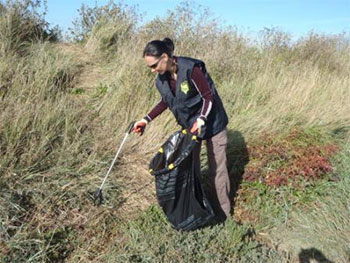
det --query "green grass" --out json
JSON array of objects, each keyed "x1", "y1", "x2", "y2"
[
  {"x1": 104, "y1": 205, "x2": 271, "y2": 263},
  {"x1": 269, "y1": 143, "x2": 350, "y2": 263}
]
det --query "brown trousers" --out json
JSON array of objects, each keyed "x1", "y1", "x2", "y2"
[{"x1": 193, "y1": 128, "x2": 231, "y2": 219}]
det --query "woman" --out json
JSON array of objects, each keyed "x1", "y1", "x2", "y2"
[{"x1": 134, "y1": 38, "x2": 231, "y2": 220}]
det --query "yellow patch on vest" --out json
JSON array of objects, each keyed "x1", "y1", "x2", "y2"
[{"x1": 180, "y1": 81, "x2": 190, "y2": 94}]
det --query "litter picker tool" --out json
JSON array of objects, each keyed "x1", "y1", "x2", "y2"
[{"x1": 93, "y1": 121, "x2": 135, "y2": 206}]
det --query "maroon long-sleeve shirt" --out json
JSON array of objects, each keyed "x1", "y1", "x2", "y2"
[{"x1": 145, "y1": 62, "x2": 213, "y2": 123}]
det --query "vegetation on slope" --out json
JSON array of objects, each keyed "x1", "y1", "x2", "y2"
[{"x1": 1, "y1": 1, "x2": 349, "y2": 262}]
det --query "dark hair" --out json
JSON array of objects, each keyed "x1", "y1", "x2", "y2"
[{"x1": 143, "y1": 38, "x2": 174, "y2": 58}]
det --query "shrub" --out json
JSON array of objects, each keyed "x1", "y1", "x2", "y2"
[
  {"x1": 0, "y1": 0, "x2": 60, "y2": 55},
  {"x1": 70, "y1": 0, "x2": 139, "y2": 53}
]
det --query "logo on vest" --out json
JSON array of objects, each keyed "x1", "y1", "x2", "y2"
[{"x1": 180, "y1": 81, "x2": 190, "y2": 94}]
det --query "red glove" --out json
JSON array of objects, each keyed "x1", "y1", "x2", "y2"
[
  {"x1": 133, "y1": 119, "x2": 148, "y2": 136},
  {"x1": 190, "y1": 117, "x2": 206, "y2": 135}
]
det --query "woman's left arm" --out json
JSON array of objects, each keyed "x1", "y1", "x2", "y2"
[{"x1": 190, "y1": 66, "x2": 214, "y2": 121}]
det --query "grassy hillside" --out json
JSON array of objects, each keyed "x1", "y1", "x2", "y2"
[{"x1": 1, "y1": 1, "x2": 349, "y2": 262}]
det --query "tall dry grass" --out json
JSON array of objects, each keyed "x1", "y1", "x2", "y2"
[{"x1": 1, "y1": 1, "x2": 350, "y2": 262}]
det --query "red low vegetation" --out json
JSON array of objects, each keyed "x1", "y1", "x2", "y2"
[{"x1": 243, "y1": 129, "x2": 339, "y2": 187}]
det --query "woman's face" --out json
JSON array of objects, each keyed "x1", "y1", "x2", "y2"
[{"x1": 144, "y1": 54, "x2": 169, "y2": 74}]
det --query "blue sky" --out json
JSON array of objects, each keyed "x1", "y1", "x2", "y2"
[{"x1": 43, "y1": 0, "x2": 350, "y2": 38}]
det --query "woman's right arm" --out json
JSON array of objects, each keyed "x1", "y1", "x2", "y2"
[
  {"x1": 133, "y1": 98, "x2": 168, "y2": 135},
  {"x1": 144, "y1": 98, "x2": 168, "y2": 122}
]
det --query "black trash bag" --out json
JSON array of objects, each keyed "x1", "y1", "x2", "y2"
[{"x1": 149, "y1": 129, "x2": 214, "y2": 231}]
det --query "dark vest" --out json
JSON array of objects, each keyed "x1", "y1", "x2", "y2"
[{"x1": 155, "y1": 56, "x2": 228, "y2": 139}]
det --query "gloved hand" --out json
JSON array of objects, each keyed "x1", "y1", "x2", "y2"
[
  {"x1": 133, "y1": 118, "x2": 148, "y2": 136},
  {"x1": 190, "y1": 117, "x2": 206, "y2": 135}
]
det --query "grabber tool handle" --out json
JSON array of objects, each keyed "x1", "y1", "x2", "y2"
[{"x1": 126, "y1": 121, "x2": 136, "y2": 134}]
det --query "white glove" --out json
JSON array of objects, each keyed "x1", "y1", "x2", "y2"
[{"x1": 190, "y1": 117, "x2": 206, "y2": 135}]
